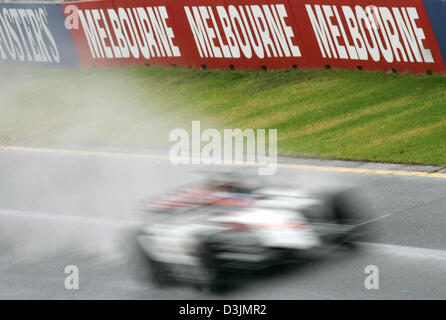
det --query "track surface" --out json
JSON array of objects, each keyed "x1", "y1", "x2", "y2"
[{"x1": 1, "y1": 148, "x2": 446, "y2": 299}]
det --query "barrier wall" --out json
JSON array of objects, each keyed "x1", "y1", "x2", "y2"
[{"x1": 1, "y1": 0, "x2": 446, "y2": 73}]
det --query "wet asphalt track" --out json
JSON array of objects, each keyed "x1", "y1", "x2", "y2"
[{"x1": 1, "y1": 148, "x2": 446, "y2": 299}]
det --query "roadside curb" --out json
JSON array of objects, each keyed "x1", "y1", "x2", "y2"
[{"x1": 1, "y1": 143, "x2": 445, "y2": 179}]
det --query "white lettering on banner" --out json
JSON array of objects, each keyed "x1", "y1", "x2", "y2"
[
  {"x1": 0, "y1": 7, "x2": 59, "y2": 63},
  {"x1": 184, "y1": 5, "x2": 301, "y2": 59},
  {"x1": 78, "y1": 6, "x2": 181, "y2": 60},
  {"x1": 305, "y1": 4, "x2": 434, "y2": 64}
]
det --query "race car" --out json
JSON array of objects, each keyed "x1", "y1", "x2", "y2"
[{"x1": 135, "y1": 172, "x2": 368, "y2": 291}]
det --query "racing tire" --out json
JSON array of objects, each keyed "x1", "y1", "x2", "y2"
[
  {"x1": 198, "y1": 245, "x2": 226, "y2": 293},
  {"x1": 148, "y1": 257, "x2": 168, "y2": 286}
]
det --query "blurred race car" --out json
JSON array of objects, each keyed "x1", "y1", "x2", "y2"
[{"x1": 135, "y1": 172, "x2": 367, "y2": 291}]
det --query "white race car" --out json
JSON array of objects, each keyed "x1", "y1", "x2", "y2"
[{"x1": 135, "y1": 174, "x2": 366, "y2": 291}]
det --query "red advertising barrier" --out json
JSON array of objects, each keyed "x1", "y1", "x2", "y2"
[
  {"x1": 292, "y1": 0, "x2": 445, "y2": 72},
  {"x1": 62, "y1": 0, "x2": 446, "y2": 73},
  {"x1": 161, "y1": 0, "x2": 310, "y2": 70},
  {"x1": 62, "y1": 0, "x2": 189, "y2": 67}
]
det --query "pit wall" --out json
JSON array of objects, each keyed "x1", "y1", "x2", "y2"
[{"x1": 1, "y1": 0, "x2": 446, "y2": 73}]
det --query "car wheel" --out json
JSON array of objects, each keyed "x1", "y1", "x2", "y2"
[
  {"x1": 199, "y1": 245, "x2": 225, "y2": 293},
  {"x1": 147, "y1": 257, "x2": 168, "y2": 286}
]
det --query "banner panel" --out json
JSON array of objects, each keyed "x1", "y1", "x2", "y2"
[
  {"x1": 174, "y1": 0, "x2": 308, "y2": 70},
  {"x1": 0, "y1": 2, "x2": 80, "y2": 68},
  {"x1": 63, "y1": 0, "x2": 188, "y2": 68},
  {"x1": 290, "y1": 0, "x2": 446, "y2": 73}
]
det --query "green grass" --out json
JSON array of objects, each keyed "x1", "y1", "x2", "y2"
[{"x1": 2, "y1": 65, "x2": 446, "y2": 166}]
